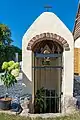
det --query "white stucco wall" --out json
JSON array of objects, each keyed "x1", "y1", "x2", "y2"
[
  {"x1": 62, "y1": 50, "x2": 74, "y2": 96},
  {"x1": 22, "y1": 12, "x2": 74, "y2": 96},
  {"x1": 75, "y1": 37, "x2": 80, "y2": 48}
]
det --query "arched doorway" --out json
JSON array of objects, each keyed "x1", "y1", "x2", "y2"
[{"x1": 27, "y1": 33, "x2": 70, "y2": 113}]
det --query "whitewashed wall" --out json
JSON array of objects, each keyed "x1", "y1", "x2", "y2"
[
  {"x1": 22, "y1": 12, "x2": 74, "y2": 97},
  {"x1": 75, "y1": 37, "x2": 80, "y2": 48}
]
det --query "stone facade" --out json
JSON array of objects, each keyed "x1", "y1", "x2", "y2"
[{"x1": 74, "y1": 77, "x2": 80, "y2": 96}]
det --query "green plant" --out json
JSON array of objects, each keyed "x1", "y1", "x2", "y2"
[
  {"x1": 0, "y1": 23, "x2": 22, "y2": 73},
  {"x1": 0, "y1": 23, "x2": 13, "y2": 46},
  {"x1": 1, "y1": 61, "x2": 20, "y2": 98},
  {"x1": 0, "y1": 45, "x2": 22, "y2": 72},
  {"x1": 34, "y1": 87, "x2": 46, "y2": 113},
  {"x1": 0, "y1": 112, "x2": 80, "y2": 120}
]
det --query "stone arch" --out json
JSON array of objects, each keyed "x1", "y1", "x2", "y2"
[{"x1": 27, "y1": 33, "x2": 70, "y2": 51}]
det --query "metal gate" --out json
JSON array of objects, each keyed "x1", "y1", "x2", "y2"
[
  {"x1": 41, "y1": 89, "x2": 61, "y2": 113},
  {"x1": 33, "y1": 53, "x2": 62, "y2": 113}
]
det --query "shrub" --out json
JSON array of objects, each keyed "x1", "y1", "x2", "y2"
[{"x1": 1, "y1": 61, "x2": 20, "y2": 97}]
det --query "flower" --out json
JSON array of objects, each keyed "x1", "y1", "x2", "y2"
[
  {"x1": 14, "y1": 62, "x2": 20, "y2": 69},
  {"x1": 8, "y1": 64, "x2": 15, "y2": 71},
  {"x1": 1, "y1": 61, "x2": 20, "y2": 89},
  {"x1": 11, "y1": 69, "x2": 19, "y2": 77},
  {"x1": 2, "y1": 62, "x2": 8, "y2": 70},
  {"x1": 8, "y1": 61, "x2": 14, "y2": 67}
]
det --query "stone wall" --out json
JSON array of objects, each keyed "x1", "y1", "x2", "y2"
[{"x1": 74, "y1": 77, "x2": 80, "y2": 97}]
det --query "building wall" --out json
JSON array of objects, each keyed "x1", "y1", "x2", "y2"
[
  {"x1": 62, "y1": 49, "x2": 74, "y2": 96},
  {"x1": 74, "y1": 37, "x2": 80, "y2": 75},
  {"x1": 75, "y1": 37, "x2": 80, "y2": 48},
  {"x1": 22, "y1": 12, "x2": 74, "y2": 83},
  {"x1": 22, "y1": 12, "x2": 74, "y2": 113},
  {"x1": 74, "y1": 48, "x2": 80, "y2": 75}
]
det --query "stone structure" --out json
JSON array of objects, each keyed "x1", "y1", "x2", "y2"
[
  {"x1": 22, "y1": 10, "x2": 74, "y2": 113},
  {"x1": 21, "y1": 0, "x2": 80, "y2": 114},
  {"x1": 74, "y1": 76, "x2": 80, "y2": 96},
  {"x1": 27, "y1": 33, "x2": 70, "y2": 51}
]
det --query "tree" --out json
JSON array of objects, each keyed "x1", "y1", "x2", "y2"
[
  {"x1": 0, "y1": 23, "x2": 22, "y2": 72},
  {"x1": 0, "y1": 45, "x2": 22, "y2": 72},
  {"x1": 0, "y1": 24, "x2": 13, "y2": 45}
]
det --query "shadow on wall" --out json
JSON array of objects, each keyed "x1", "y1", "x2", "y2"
[{"x1": 22, "y1": 71, "x2": 32, "y2": 95}]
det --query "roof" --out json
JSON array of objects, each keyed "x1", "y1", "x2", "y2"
[
  {"x1": 73, "y1": 1, "x2": 80, "y2": 40},
  {"x1": 23, "y1": 12, "x2": 73, "y2": 49}
]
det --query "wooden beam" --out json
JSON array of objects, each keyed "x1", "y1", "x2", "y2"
[
  {"x1": 32, "y1": 66, "x2": 63, "y2": 69},
  {"x1": 35, "y1": 53, "x2": 62, "y2": 58}
]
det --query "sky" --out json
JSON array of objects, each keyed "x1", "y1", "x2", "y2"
[{"x1": 0, "y1": 0, "x2": 79, "y2": 48}]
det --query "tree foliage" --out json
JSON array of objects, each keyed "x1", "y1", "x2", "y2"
[
  {"x1": 0, "y1": 45, "x2": 22, "y2": 72},
  {"x1": 0, "y1": 24, "x2": 13, "y2": 45},
  {"x1": 0, "y1": 24, "x2": 22, "y2": 72}
]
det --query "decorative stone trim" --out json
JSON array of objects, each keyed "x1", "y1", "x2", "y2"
[{"x1": 27, "y1": 33, "x2": 70, "y2": 51}]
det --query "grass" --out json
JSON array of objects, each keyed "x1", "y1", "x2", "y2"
[{"x1": 0, "y1": 112, "x2": 80, "y2": 120}]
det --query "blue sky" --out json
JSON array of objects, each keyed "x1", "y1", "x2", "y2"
[{"x1": 0, "y1": 0, "x2": 79, "y2": 48}]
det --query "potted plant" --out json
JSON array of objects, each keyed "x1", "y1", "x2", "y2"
[
  {"x1": 34, "y1": 87, "x2": 46, "y2": 113},
  {"x1": 0, "y1": 61, "x2": 20, "y2": 110}
]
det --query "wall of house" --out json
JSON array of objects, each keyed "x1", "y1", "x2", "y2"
[
  {"x1": 75, "y1": 37, "x2": 80, "y2": 48},
  {"x1": 74, "y1": 37, "x2": 80, "y2": 75},
  {"x1": 74, "y1": 48, "x2": 80, "y2": 75}
]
